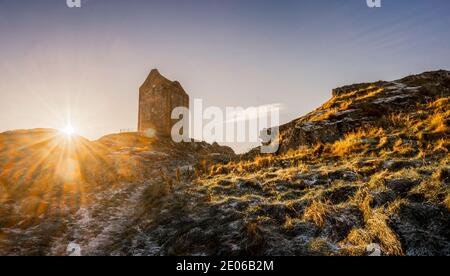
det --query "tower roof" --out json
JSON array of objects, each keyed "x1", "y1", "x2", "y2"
[{"x1": 140, "y1": 69, "x2": 185, "y2": 93}]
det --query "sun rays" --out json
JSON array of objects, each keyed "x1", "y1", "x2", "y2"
[
  {"x1": 62, "y1": 125, "x2": 75, "y2": 136},
  {"x1": 0, "y1": 129, "x2": 117, "y2": 225}
]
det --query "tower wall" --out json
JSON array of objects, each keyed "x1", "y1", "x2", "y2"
[{"x1": 138, "y1": 70, "x2": 189, "y2": 137}]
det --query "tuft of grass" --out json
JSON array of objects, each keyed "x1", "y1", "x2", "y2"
[
  {"x1": 332, "y1": 138, "x2": 364, "y2": 158},
  {"x1": 352, "y1": 190, "x2": 403, "y2": 255},
  {"x1": 377, "y1": 136, "x2": 389, "y2": 149},
  {"x1": 433, "y1": 139, "x2": 449, "y2": 154},
  {"x1": 427, "y1": 97, "x2": 449, "y2": 110},
  {"x1": 303, "y1": 200, "x2": 335, "y2": 227},
  {"x1": 385, "y1": 198, "x2": 408, "y2": 216},
  {"x1": 434, "y1": 167, "x2": 450, "y2": 182},
  {"x1": 339, "y1": 99, "x2": 353, "y2": 111},
  {"x1": 347, "y1": 228, "x2": 372, "y2": 244},
  {"x1": 331, "y1": 128, "x2": 385, "y2": 158},
  {"x1": 365, "y1": 211, "x2": 403, "y2": 256},
  {"x1": 358, "y1": 190, "x2": 373, "y2": 220},
  {"x1": 444, "y1": 195, "x2": 450, "y2": 210},
  {"x1": 332, "y1": 136, "x2": 365, "y2": 157},
  {"x1": 410, "y1": 168, "x2": 449, "y2": 204},
  {"x1": 210, "y1": 164, "x2": 230, "y2": 176},
  {"x1": 382, "y1": 113, "x2": 417, "y2": 133},
  {"x1": 356, "y1": 87, "x2": 385, "y2": 101},
  {"x1": 392, "y1": 139, "x2": 415, "y2": 156},
  {"x1": 297, "y1": 161, "x2": 310, "y2": 174},
  {"x1": 283, "y1": 215, "x2": 295, "y2": 230},
  {"x1": 344, "y1": 228, "x2": 372, "y2": 251},
  {"x1": 410, "y1": 180, "x2": 442, "y2": 203},
  {"x1": 307, "y1": 238, "x2": 333, "y2": 255},
  {"x1": 310, "y1": 108, "x2": 339, "y2": 122},
  {"x1": 254, "y1": 155, "x2": 274, "y2": 169},
  {"x1": 427, "y1": 111, "x2": 449, "y2": 134},
  {"x1": 388, "y1": 168, "x2": 421, "y2": 181}
]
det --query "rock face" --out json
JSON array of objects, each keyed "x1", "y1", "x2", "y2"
[
  {"x1": 138, "y1": 69, "x2": 189, "y2": 137},
  {"x1": 275, "y1": 70, "x2": 450, "y2": 153}
]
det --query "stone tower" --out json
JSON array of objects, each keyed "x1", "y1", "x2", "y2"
[{"x1": 138, "y1": 69, "x2": 189, "y2": 137}]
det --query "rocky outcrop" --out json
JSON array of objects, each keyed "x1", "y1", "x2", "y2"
[{"x1": 275, "y1": 70, "x2": 450, "y2": 153}]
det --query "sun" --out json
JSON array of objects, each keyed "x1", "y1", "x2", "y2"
[{"x1": 62, "y1": 125, "x2": 75, "y2": 136}]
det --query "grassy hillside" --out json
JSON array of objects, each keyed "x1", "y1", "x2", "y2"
[{"x1": 138, "y1": 70, "x2": 449, "y2": 256}]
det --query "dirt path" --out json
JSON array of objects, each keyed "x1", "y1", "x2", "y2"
[{"x1": 48, "y1": 179, "x2": 157, "y2": 255}]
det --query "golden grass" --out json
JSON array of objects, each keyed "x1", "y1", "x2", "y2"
[
  {"x1": 411, "y1": 180, "x2": 439, "y2": 199},
  {"x1": 392, "y1": 139, "x2": 415, "y2": 156},
  {"x1": 297, "y1": 161, "x2": 310, "y2": 174},
  {"x1": 429, "y1": 112, "x2": 448, "y2": 133},
  {"x1": 427, "y1": 97, "x2": 449, "y2": 110},
  {"x1": 385, "y1": 198, "x2": 408, "y2": 216},
  {"x1": 331, "y1": 128, "x2": 385, "y2": 157},
  {"x1": 310, "y1": 108, "x2": 339, "y2": 122},
  {"x1": 210, "y1": 164, "x2": 230, "y2": 176},
  {"x1": 339, "y1": 99, "x2": 353, "y2": 111},
  {"x1": 308, "y1": 238, "x2": 332, "y2": 254},
  {"x1": 409, "y1": 168, "x2": 449, "y2": 204},
  {"x1": 388, "y1": 168, "x2": 422, "y2": 181},
  {"x1": 216, "y1": 154, "x2": 277, "y2": 175},
  {"x1": 444, "y1": 195, "x2": 450, "y2": 210},
  {"x1": 377, "y1": 136, "x2": 389, "y2": 149},
  {"x1": 188, "y1": 93, "x2": 450, "y2": 257},
  {"x1": 365, "y1": 211, "x2": 403, "y2": 256},
  {"x1": 332, "y1": 139, "x2": 364, "y2": 157},
  {"x1": 254, "y1": 155, "x2": 274, "y2": 169},
  {"x1": 313, "y1": 97, "x2": 354, "y2": 121},
  {"x1": 353, "y1": 192, "x2": 404, "y2": 255},
  {"x1": 358, "y1": 191, "x2": 373, "y2": 220},
  {"x1": 334, "y1": 85, "x2": 378, "y2": 103},
  {"x1": 344, "y1": 228, "x2": 372, "y2": 247},
  {"x1": 386, "y1": 113, "x2": 414, "y2": 129},
  {"x1": 303, "y1": 200, "x2": 335, "y2": 227},
  {"x1": 356, "y1": 87, "x2": 385, "y2": 101},
  {"x1": 283, "y1": 215, "x2": 295, "y2": 230},
  {"x1": 433, "y1": 139, "x2": 449, "y2": 154}
]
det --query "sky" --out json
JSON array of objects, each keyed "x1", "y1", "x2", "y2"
[{"x1": 0, "y1": 0, "x2": 449, "y2": 153}]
